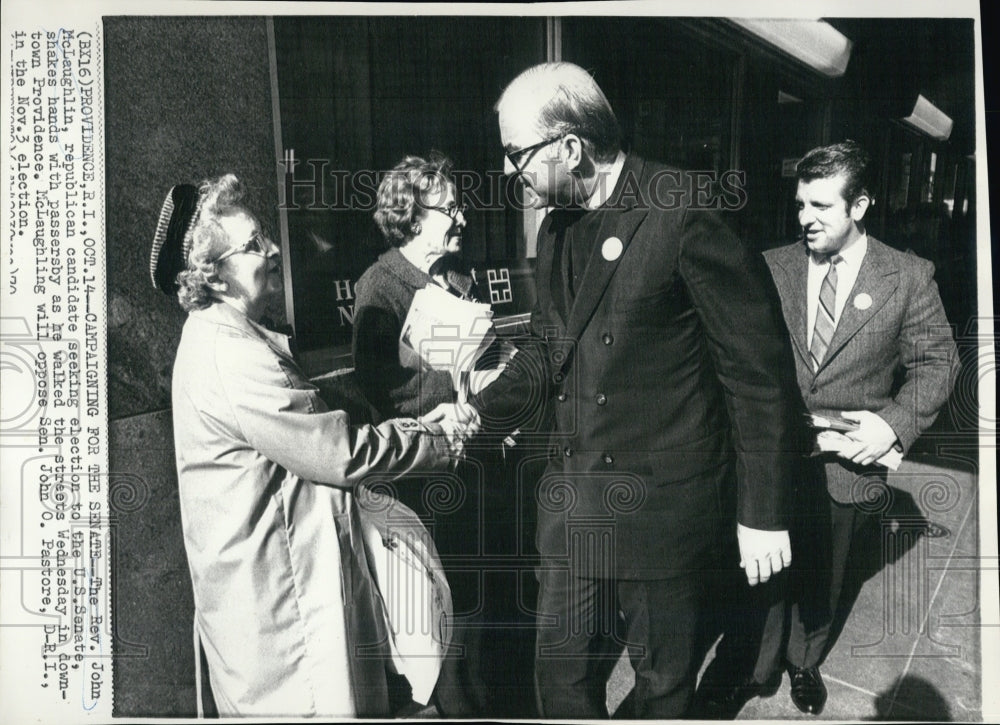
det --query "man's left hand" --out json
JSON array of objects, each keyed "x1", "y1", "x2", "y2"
[
  {"x1": 737, "y1": 524, "x2": 791, "y2": 586},
  {"x1": 839, "y1": 410, "x2": 898, "y2": 466}
]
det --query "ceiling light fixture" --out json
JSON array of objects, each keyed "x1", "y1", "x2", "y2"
[
  {"x1": 731, "y1": 18, "x2": 852, "y2": 78},
  {"x1": 901, "y1": 94, "x2": 953, "y2": 141}
]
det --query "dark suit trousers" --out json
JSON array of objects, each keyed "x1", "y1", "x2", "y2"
[
  {"x1": 787, "y1": 492, "x2": 872, "y2": 668},
  {"x1": 534, "y1": 564, "x2": 708, "y2": 718},
  {"x1": 709, "y1": 561, "x2": 789, "y2": 684},
  {"x1": 748, "y1": 485, "x2": 875, "y2": 676}
]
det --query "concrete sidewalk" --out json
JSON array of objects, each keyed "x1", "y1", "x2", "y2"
[{"x1": 605, "y1": 455, "x2": 982, "y2": 721}]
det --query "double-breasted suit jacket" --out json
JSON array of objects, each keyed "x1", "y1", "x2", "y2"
[
  {"x1": 528, "y1": 154, "x2": 798, "y2": 579},
  {"x1": 763, "y1": 237, "x2": 959, "y2": 503}
]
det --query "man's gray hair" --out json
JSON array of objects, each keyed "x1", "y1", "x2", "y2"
[{"x1": 496, "y1": 62, "x2": 621, "y2": 162}]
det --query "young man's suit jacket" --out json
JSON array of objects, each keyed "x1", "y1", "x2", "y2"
[
  {"x1": 517, "y1": 153, "x2": 799, "y2": 579},
  {"x1": 763, "y1": 237, "x2": 959, "y2": 503}
]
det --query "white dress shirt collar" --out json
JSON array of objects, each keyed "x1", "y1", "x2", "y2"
[
  {"x1": 584, "y1": 151, "x2": 627, "y2": 210},
  {"x1": 811, "y1": 233, "x2": 868, "y2": 269}
]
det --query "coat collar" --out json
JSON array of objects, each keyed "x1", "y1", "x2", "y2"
[
  {"x1": 564, "y1": 153, "x2": 649, "y2": 344},
  {"x1": 378, "y1": 246, "x2": 476, "y2": 300},
  {"x1": 768, "y1": 243, "x2": 811, "y2": 367},
  {"x1": 192, "y1": 301, "x2": 295, "y2": 363},
  {"x1": 378, "y1": 247, "x2": 434, "y2": 292},
  {"x1": 820, "y1": 236, "x2": 898, "y2": 371},
  {"x1": 535, "y1": 153, "x2": 649, "y2": 342},
  {"x1": 769, "y1": 236, "x2": 899, "y2": 375}
]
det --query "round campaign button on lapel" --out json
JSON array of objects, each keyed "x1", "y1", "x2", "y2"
[
  {"x1": 853, "y1": 292, "x2": 873, "y2": 310},
  {"x1": 601, "y1": 236, "x2": 623, "y2": 261}
]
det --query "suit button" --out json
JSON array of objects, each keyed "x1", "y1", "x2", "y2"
[
  {"x1": 602, "y1": 333, "x2": 614, "y2": 345},
  {"x1": 810, "y1": 385, "x2": 818, "y2": 394},
  {"x1": 553, "y1": 372, "x2": 564, "y2": 383},
  {"x1": 603, "y1": 453, "x2": 614, "y2": 465},
  {"x1": 557, "y1": 392, "x2": 568, "y2": 402},
  {"x1": 596, "y1": 393, "x2": 607, "y2": 406},
  {"x1": 563, "y1": 446, "x2": 573, "y2": 458}
]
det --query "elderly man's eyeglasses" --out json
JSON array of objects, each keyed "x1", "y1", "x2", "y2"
[
  {"x1": 505, "y1": 134, "x2": 565, "y2": 174},
  {"x1": 217, "y1": 231, "x2": 270, "y2": 262},
  {"x1": 425, "y1": 203, "x2": 468, "y2": 220}
]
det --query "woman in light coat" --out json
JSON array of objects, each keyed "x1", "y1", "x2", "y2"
[{"x1": 152, "y1": 174, "x2": 468, "y2": 717}]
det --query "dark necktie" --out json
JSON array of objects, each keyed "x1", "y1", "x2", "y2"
[{"x1": 809, "y1": 254, "x2": 842, "y2": 370}]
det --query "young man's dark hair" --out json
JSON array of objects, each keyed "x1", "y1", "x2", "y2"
[{"x1": 796, "y1": 139, "x2": 874, "y2": 205}]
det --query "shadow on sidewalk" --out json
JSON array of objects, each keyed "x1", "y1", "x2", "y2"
[{"x1": 870, "y1": 675, "x2": 952, "y2": 720}]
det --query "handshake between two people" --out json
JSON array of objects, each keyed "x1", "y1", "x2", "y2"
[{"x1": 419, "y1": 402, "x2": 482, "y2": 458}]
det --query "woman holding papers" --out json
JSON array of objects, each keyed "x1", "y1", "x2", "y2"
[
  {"x1": 353, "y1": 153, "x2": 486, "y2": 422},
  {"x1": 151, "y1": 173, "x2": 466, "y2": 717},
  {"x1": 353, "y1": 154, "x2": 517, "y2": 716}
]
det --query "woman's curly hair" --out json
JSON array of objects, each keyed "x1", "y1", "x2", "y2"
[
  {"x1": 176, "y1": 174, "x2": 248, "y2": 312},
  {"x1": 374, "y1": 153, "x2": 454, "y2": 248}
]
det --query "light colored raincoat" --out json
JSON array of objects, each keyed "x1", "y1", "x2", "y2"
[{"x1": 171, "y1": 301, "x2": 451, "y2": 717}]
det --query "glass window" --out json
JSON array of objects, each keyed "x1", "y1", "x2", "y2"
[
  {"x1": 561, "y1": 18, "x2": 736, "y2": 175},
  {"x1": 272, "y1": 17, "x2": 545, "y2": 358}
]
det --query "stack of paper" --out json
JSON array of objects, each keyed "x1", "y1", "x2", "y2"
[
  {"x1": 399, "y1": 285, "x2": 509, "y2": 397},
  {"x1": 806, "y1": 411, "x2": 902, "y2": 470},
  {"x1": 805, "y1": 411, "x2": 859, "y2": 432}
]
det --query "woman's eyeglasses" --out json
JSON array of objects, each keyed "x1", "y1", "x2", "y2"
[
  {"x1": 217, "y1": 231, "x2": 270, "y2": 262},
  {"x1": 425, "y1": 203, "x2": 468, "y2": 220}
]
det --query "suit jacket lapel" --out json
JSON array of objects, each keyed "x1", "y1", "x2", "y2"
[
  {"x1": 770, "y1": 245, "x2": 811, "y2": 370},
  {"x1": 820, "y1": 237, "x2": 899, "y2": 373},
  {"x1": 564, "y1": 208, "x2": 647, "y2": 343},
  {"x1": 564, "y1": 155, "x2": 649, "y2": 345}
]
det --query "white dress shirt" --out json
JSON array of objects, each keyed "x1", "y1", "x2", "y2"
[{"x1": 806, "y1": 235, "x2": 868, "y2": 348}]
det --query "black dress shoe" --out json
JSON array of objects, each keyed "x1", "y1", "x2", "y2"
[
  {"x1": 692, "y1": 670, "x2": 782, "y2": 719},
  {"x1": 787, "y1": 665, "x2": 827, "y2": 715}
]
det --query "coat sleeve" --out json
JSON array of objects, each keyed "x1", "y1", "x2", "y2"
[
  {"x1": 215, "y1": 335, "x2": 451, "y2": 487},
  {"x1": 468, "y1": 218, "x2": 555, "y2": 435},
  {"x1": 352, "y1": 284, "x2": 456, "y2": 419},
  {"x1": 875, "y1": 259, "x2": 959, "y2": 452},
  {"x1": 677, "y1": 209, "x2": 801, "y2": 530},
  {"x1": 467, "y1": 327, "x2": 551, "y2": 434}
]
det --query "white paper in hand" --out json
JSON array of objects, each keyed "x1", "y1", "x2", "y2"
[
  {"x1": 399, "y1": 284, "x2": 497, "y2": 390},
  {"x1": 814, "y1": 430, "x2": 903, "y2": 470}
]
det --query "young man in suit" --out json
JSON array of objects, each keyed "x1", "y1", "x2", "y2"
[
  {"x1": 758, "y1": 140, "x2": 959, "y2": 715},
  {"x1": 490, "y1": 61, "x2": 799, "y2": 719}
]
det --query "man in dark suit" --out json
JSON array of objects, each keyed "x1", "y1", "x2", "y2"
[
  {"x1": 758, "y1": 140, "x2": 959, "y2": 715},
  {"x1": 490, "y1": 61, "x2": 799, "y2": 718}
]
